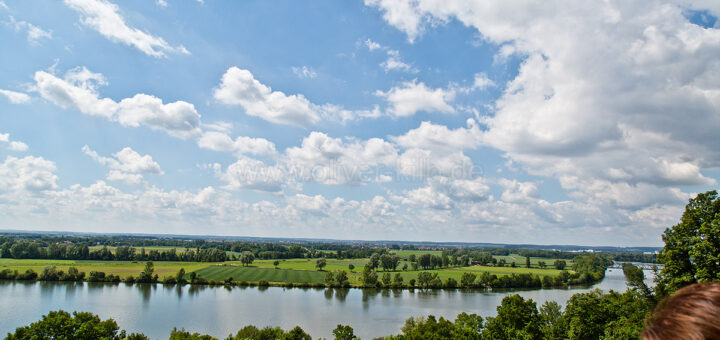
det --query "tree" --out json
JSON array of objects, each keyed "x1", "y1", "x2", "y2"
[
  {"x1": 240, "y1": 252, "x2": 255, "y2": 266},
  {"x1": 348, "y1": 264, "x2": 354, "y2": 272},
  {"x1": 380, "y1": 254, "x2": 392, "y2": 271},
  {"x1": 369, "y1": 253, "x2": 380, "y2": 269},
  {"x1": 6, "y1": 310, "x2": 147, "y2": 340},
  {"x1": 656, "y1": 190, "x2": 720, "y2": 296},
  {"x1": 408, "y1": 254, "x2": 416, "y2": 262},
  {"x1": 461, "y1": 272, "x2": 477, "y2": 288},
  {"x1": 175, "y1": 268, "x2": 186, "y2": 284},
  {"x1": 382, "y1": 272, "x2": 392, "y2": 286},
  {"x1": 497, "y1": 259, "x2": 506, "y2": 267},
  {"x1": 538, "y1": 261, "x2": 547, "y2": 269},
  {"x1": 453, "y1": 312, "x2": 484, "y2": 339},
  {"x1": 538, "y1": 301, "x2": 564, "y2": 340},
  {"x1": 380, "y1": 254, "x2": 400, "y2": 271},
  {"x1": 273, "y1": 260, "x2": 279, "y2": 268},
  {"x1": 335, "y1": 270, "x2": 350, "y2": 287},
  {"x1": 137, "y1": 261, "x2": 155, "y2": 283},
  {"x1": 483, "y1": 294, "x2": 541, "y2": 340},
  {"x1": 418, "y1": 254, "x2": 432, "y2": 270},
  {"x1": 417, "y1": 271, "x2": 441, "y2": 288},
  {"x1": 402, "y1": 263, "x2": 408, "y2": 271},
  {"x1": 393, "y1": 273, "x2": 404, "y2": 287},
  {"x1": 316, "y1": 258, "x2": 327, "y2": 271},
  {"x1": 622, "y1": 263, "x2": 653, "y2": 300},
  {"x1": 361, "y1": 265, "x2": 378, "y2": 286},
  {"x1": 325, "y1": 271, "x2": 335, "y2": 286},
  {"x1": 526, "y1": 256, "x2": 531, "y2": 268},
  {"x1": 554, "y1": 260, "x2": 566, "y2": 270},
  {"x1": 333, "y1": 324, "x2": 357, "y2": 340}
]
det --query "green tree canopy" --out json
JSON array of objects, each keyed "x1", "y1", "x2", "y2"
[{"x1": 656, "y1": 190, "x2": 720, "y2": 296}]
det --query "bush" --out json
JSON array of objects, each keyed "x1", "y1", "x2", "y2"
[{"x1": 258, "y1": 280, "x2": 269, "y2": 286}]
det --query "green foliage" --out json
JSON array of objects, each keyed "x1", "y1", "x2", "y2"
[
  {"x1": 483, "y1": 294, "x2": 541, "y2": 340},
  {"x1": 325, "y1": 271, "x2": 335, "y2": 286},
  {"x1": 560, "y1": 289, "x2": 651, "y2": 340},
  {"x1": 5, "y1": 310, "x2": 146, "y2": 340},
  {"x1": 416, "y1": 271, "x2": 441, "y2": 288},
  {"x1": 176, "y1": 268, "x2": 187, "y2": 284},
  {"x1": 240, "y1": 252, "x2": 255, "y2": 266},
  {"x1": 361, "y1": 265, "x2": 378, "y2": 286},
  {"x1": 335, "y1": 270, "x2": 350, "y2": 287},
  {"x1": 226, "y1": 325, "x2": 311, "y2": 340},
  {"x1": 332, "y1": 324, "x2": 357, "y2": 340},
  {"x1": 316, "y1": 258, "x2": 327, "y2": 271},
  {"x1": 656, "y1": 190, "x2": 720, "y2": 296},
  {"x1": 553, "y1": 260, "x2": 566, "y2": 270},
  {"x1": 169, "y1": 328, "x2": 217, "y2": 340},
  {"x1": 461, "y1": 272, "x2": 476, "y2": 287}
]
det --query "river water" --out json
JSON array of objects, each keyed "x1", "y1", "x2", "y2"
[{"x1": 0, "y1": 267, "x2": 653, "y2": 339}]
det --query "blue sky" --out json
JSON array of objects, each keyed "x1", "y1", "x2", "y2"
[{"x1": 0, "y1": 0, "x2": 719, "y2": 246}]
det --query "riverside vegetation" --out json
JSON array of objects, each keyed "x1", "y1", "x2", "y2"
[
  {"x1": 5, "y1": 190, "x2": 720, "y2": 339},
  {"x1": 1, "y1": 232, "x2": 634, "y2": 289}
]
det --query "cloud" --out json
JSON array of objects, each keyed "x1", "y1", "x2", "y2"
[
  {"x1": 284, "y1": 131, "x2": 398, "y2": 185},
  {"x1": 364, "y1": 0, "x2": 427, "y2": 42},
  {"x1": 82, "y1": 145, "x2": 163, "y2": 185},
  {"x1": 156, "y1": 0, "x2": 167, "y2": 7},
  {"x1": 0, "y1": 133, "x2": 28, "y2": 152},
  {"x1": 0, "y1": 155, "x2": 57, "y2": 192},
  {"x1": 362, "y1": 38, "x2": 415, "y2": 72},
  {"x1": 34, "y1": 67, "x2": 202, "y2": 139},
  {"x1": 376, "y1": 80, "x2": 455, "y2": 117},
  {"x1": 381, "y1": 49, "x2": 415, "y2": 73},
  {"x1": 393, "y1": 119, "x2": 481, "y2": 151},
  {"x1": 368, "y1": 0, "x2": 720, "y2": 210},
  {"x1": 471, "y1": 73, "x2": 495, "y2": 91},
  {"x1": 6, "y1": 16, "x2": 52, "y2": 45},
  {"x1": 197, "y1": 131, "x2": 277, "y2": 156},
  {"x1": 292, "y1": 66, "x2": 317, "y2": 79},
  {"x1": 0, "y1": 89, "x2": 30, "y2": 104},
  {"x1": 214, "y1": 67, "x2": 320, "y2": 126},
  {"x1": 214, "y1": 158, "x2": 286, "y2": 192},
  {"x1": 214, "y1": 67, "x2": 379, "y2": 125},
  {"x1": 364, "y1": 38, "x2": 382, "y2": 51},
  {"x1": 64, "y1": 0, "x2": 189, "y2": 57}
]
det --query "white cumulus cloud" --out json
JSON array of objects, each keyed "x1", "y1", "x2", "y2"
[
  {"x1": 34, "y1": 67, "x2": 202, "y2": 139},
  {"x1": 64, "y1": 0, "x2": 189, "y2": 57},
  {"x1": 376, "y1": 80, "x2": 455, "y2": 117}
]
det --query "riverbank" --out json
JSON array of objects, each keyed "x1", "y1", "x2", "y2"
[{"x1": 0, "y1": 253, "x2": 607, "y2": 290}]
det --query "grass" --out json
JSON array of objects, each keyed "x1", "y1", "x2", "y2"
[
  {"x1": 494, "y1": 254, "x2": 574, "y2": 268},
  {"x1": 390, "y1": 250, "x2": 443, "y2": 259},
  {"x1": 0, "y1": 259, "x2": 211, "y2": 278},
  {"x1": 196, "y1": 265, "x2": 327, "y2": 284},
  {"x1": 0, "y1": 253, "x2": 574, "y2": 286}
]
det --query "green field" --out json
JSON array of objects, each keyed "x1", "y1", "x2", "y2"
[
  {"x1": 196, "y1": 265, "x2": 328, "y2": 284},
  {"x1": 390, "y1": 249, "x2": 443, "y2": 259},
  {"x1": 0, "y1": 259, "x2": 211, "y2": 278},
  {"x1": 494, "y1": 254, "x2": 574, "y2": 268},
  {"x1": 0, "y1": 252, "x2": 574, "y2": 286}
]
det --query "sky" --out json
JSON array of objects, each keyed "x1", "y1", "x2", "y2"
[{"x1": 0, "y1": 0, "x2": 719, "y2": 246}]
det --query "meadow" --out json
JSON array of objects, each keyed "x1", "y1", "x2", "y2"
[
  {"x1": 0, "y1": 251, "x2": 574, "y2": 286},
  {"x1": 0, "y1": 259, "x2": 210, "y2": 277}
]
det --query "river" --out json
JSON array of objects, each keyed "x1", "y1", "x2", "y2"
[{"x1": 0, "y1": 267, "x2": 653, "y2": 339}]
